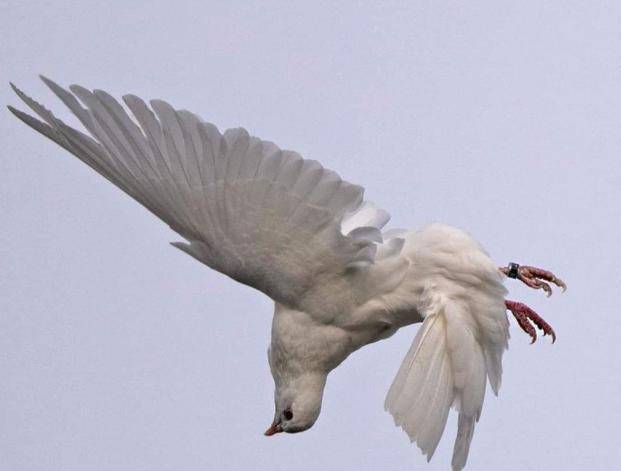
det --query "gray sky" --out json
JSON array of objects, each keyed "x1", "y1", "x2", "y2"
[{"x1": 2, "y1": 1, "x2": 619, "y2": 470}]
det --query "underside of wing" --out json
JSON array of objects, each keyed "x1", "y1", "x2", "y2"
[{"x1": 9, "y1": 77, "x2": 403, "y2": 307}]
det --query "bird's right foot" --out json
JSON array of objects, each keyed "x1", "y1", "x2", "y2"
[{"x1": 505, "y1": 300, "x2": 556, "y2": 344}]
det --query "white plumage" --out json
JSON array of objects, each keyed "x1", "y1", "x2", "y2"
[{"x1": 9, "y1": 77, "x2": 511, "y2": 470}]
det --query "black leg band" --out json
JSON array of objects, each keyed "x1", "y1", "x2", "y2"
[{"x1": 507, "y1": 262, "x2": 520, "y2": 279}]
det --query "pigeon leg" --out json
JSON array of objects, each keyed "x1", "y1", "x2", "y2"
[
  {"x1": 505, "y1": 300, "x2": 556, "y2": 343},
  {"x1": 500, "y1": 263, "x2": 566, "y2": 297}
]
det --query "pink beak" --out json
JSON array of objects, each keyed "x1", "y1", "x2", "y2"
[{"x1": 264, "y1": 422, "x2": 282, "y2": 436}]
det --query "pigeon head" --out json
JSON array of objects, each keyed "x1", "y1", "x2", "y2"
[{"x1": 264, "y1": 372, "x2": 327, "y2": 436}]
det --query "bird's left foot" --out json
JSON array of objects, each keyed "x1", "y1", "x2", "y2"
[
  {"x1": 505, "y1": 300, "x2": 556, "y2": 343},
  {"x1": 500, "y1": 263, "x2": 566, "y2": 297}
]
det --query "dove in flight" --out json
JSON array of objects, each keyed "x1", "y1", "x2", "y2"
[{"x1": 8, "y1": 77, "x2": 566, "y2": 470}]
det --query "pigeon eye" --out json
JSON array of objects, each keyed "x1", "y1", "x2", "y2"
[{"x1": 283, "y1": 410, "x2": 293, "y2": 421}]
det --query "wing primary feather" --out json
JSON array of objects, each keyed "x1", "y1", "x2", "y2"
[
  {"x1": 69, "y1": 85, "x2": 147, "y2": 185},
  {"x1": 123, "y1": 94, "x2": 197, "y2": 231}
]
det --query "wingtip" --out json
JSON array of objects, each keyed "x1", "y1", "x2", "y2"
[
  {"x1": 6, "y1": 104, "x2": 27, "y2": 119},
  {"x1": 93, "y1": 88, "x2": 112, "y2": 99},
  {"x1": 39, "y1": 74, "x2": 59, "y2": 90},
  {"x1": 170, "y1": 241, "x2": 190, "y2": 250},
  {"x1": 149, "y1": 98, "x2": 169, "y2": 109},
  {"x1": 122, "y1": 93, "x2": 144, "y2": 107},
  {"x1": 68, "y1": 83, "x2": 89, "y2": 96},
  {"x1": 6, "y1": 104, "x2": 19, "y2": 116},
  {"x1": 6, "y1": 105, "x2": 37, "y2": 127},
  {"x1": 9, "y1": 81, "x2": 32, "y2": 102}
]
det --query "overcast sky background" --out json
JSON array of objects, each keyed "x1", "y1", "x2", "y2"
[{"x1": 2, "y1": 1, "x2": 620, "y2": 470}]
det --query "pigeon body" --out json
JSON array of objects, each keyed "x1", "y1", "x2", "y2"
[{"x1": 9, "y1": 78, "x2": 512, "y2": 470}]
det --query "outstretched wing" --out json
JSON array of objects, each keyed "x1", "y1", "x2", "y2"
[{"x1": 9, "y1": 77, "x2": 397, "y2": 308}]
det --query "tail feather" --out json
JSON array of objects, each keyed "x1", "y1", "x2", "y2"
[
  {"x1": 385, "y1": 313, "x2": 455, "y2": 461},
  {"x1": 385, "y1": 256, "x2": 508, "y2": 471},
  {"x1": 386, "y1": 300, "x2": 500, "y2": 470},
  {"x1": 452, "y1": 413, "x2": 476, "y2": 471}
]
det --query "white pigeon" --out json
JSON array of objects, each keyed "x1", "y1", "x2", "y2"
[{"x1": 8, "y1": 77, "x2": 566, "y2": 471}]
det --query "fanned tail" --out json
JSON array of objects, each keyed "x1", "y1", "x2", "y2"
[{"x1": 385, "y1": 224, "x2": 509, "y2": 470}]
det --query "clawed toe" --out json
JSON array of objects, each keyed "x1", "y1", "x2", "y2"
[
  {"x1": 505, "y1": 300, "x2": 556, "y2": 343},
  {"x1": 500, "y1": 263, "x2": 566, "y2": 297}
]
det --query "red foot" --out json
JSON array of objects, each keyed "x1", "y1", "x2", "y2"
[
  {"x1": 505, "y1": 300, "x2": 556, "y2": 344},
  {"x1": 500, "y1": 264, "x2": 566, "y2": 297}
]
